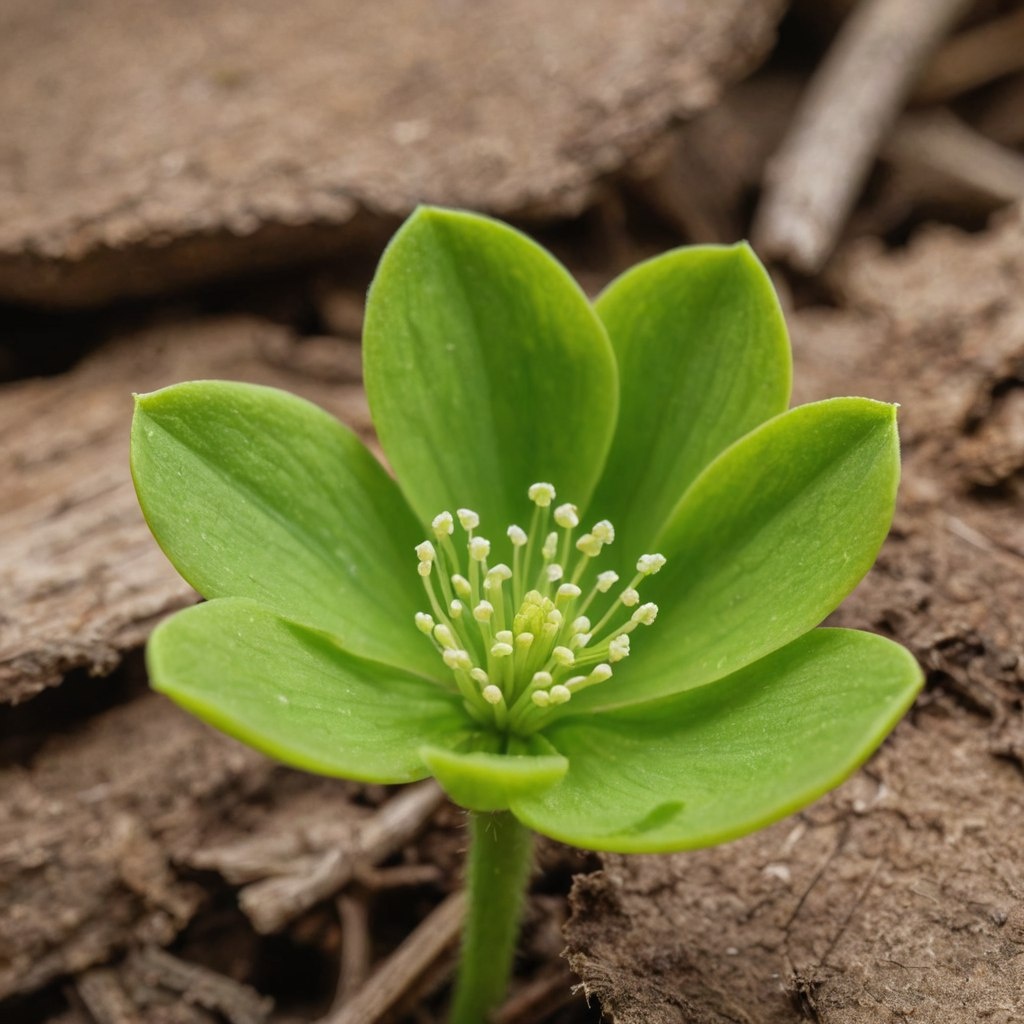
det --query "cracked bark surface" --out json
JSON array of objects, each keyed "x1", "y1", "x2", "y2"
[
  {"x1": 0, "y1": 0, "x2": 784, "y2": 306},
  {"x1": 564, "y1": 207, "x2": 1024, "y2": 1023},
  {"x1": 0, "y1": 317, "x2": 371, "y2": 705}
]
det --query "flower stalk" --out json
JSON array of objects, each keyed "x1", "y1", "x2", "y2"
[{"x1": 450, "y1": 811, "x2": 534, "y2": 1024}]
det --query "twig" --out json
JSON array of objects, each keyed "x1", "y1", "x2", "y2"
[
  {"x1": 240, "y1": 780, "x2": 445, "y2": 933},
  {"x1": 124, "y1": 946, "x2": 271, "y2": 1024},
  {"x1": 753, "y1": 0, "x2": 972, "y2": 273},
  {"x1": 915, "y1": 7, "x2": 1024, "y2": 103},
  {"x1": 318, "y1": 891, "x2": 466, "y2": 1024},
  {"x1": 332, "y1": 894, "x2": 372, "y2": 1008},
  {"x1": 885, "y1": 110, "x2": 1024, "y2": 204},
  {"x1": 75, "y1": 968, "x2": 140, "y2": 1024},
  {"x1": 354, "y1": 862, "x2": 444, "y2": 890}
]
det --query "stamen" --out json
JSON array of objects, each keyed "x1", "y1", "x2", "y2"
[
  {"x1": 596, "y1": 571, "x2": 618, "y2": 592},
  {"x1": 450, "y1": 600, "x2": 464, "y2": 618},
  {"x1": 482, "y1": 685, "x2": 504, "y2": 705},
  {"x1": 442, "y1": 648, "x2": 472, "y2": 671},
  {"x1": 452, "y1": 574, "x2": 472, "y2": 598},
  {"x1": 609, "y1": 634, "x2": 630, "y2": 662},
  {"x1": 632, "y1": 602, "x2": 659, "y2": 625},
  {"x1": 414, "y1": 612, "x2": 435, "y2": 635},
  {"x1": 490, "y1": 641, "x2": 514, "y2": 658},
  {"x1": 528, "y1": 483, "x2": 556, "y2": 507},
  {"x1": 470, "y1": 668, "x2": 489, "y2": 685},
  {"x1": 415, "y1": 540, "x2": 436, "y2": 563},
  {"x1": 621, "y1": 587, "x2": 640, "y2": 607},
  {"x1": 637, "y1": 553, "x2": 667, "y2": 576},
  {"x1": 572, "y1": 615, "x2": 591, "y2": 633},
  {"x1": 432, "y1": 511, "x2": 454, "y2": 537},
  {"x1": 507, "y1": 525, "x2": 527, "y2": 547},
  {"x1": 417, "y1": 561, "x2": 433, "y2": 578},
  {"x1": 592, "y1": 520, "x2": 615, "y2": 544},
  {"x1": 457, "y1": 508, "x2": 480, "y2": 531},
  {"x1": 473, "y1": 600, "x2": 494, "y2": 622},
  {"x1": 545, "y1": 563, "x2": 564, "y2": 583},
  {"x1": 469, "y1": 536, "x2": 491, "y2": 562},
  {"x1": 553, "y1": 503, "x2": 579, "y2": 529},
  {"x1": 531, "y1": 690, "x2": 551, "y2": 707},
  {"x1": 552, "y1": 646, "x2": 575, "y2": 667},
  {"x1": 434, "y1": 624, "x2": 457, "y2": 649},
  {"x1": 549, "y1": 684, "x2": 571, "y2": 705},
  {"x1": 575, "y1": 533, "x2": 602, "y2": 558},
  {"x1": 541, "y1": 532, "x2": 558, "y2": 561}
]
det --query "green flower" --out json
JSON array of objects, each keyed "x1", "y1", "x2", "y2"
[{"x1": 132, "y1": 207, "x2": 920, "y2": 856}]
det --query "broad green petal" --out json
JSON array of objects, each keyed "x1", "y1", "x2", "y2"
[
  {"x1": 132, "y1": 380, "x2": 438, "y2": 678},
  {"x1": 514, "y1": 629, "x2": 922, "y2": 852},
  {"x1": 420, "y1": 735, "x2": 568, "y2": 812},
  {"x1": 363, "y1": 206, "x2": 618, "y2": 533},
  {"x1": 571, "y1": 397, "x2": 900, "y2": 712},
  {"x1": 148, "y1": 599, "x2": 470, "y2": 783},
  {"x1": 590, "y1": 244, "x2": 791, "y2": 566}
]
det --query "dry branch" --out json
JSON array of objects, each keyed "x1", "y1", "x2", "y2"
[
  {"x1": 319, "y1": 892, "x2": 465, "y2": 1024},
  {"x1": 753, "y1": 0, "x2": 972, "y2": 273},
  {"x1": 237, "y1": 780, "x2": 446, "y2": 933},
  {"x1": 916, "y1": 6, "x2": 1024, "y2": 102},
  {"x1": 885, "y1": 110, "x2": 1024, "y2": 204},
  {"x1": 333, "y1": 895, "x2": 372, "y2": 1008}
]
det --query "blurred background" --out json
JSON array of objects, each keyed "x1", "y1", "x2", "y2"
[{"x1": 2, "y1": 1, "x2": 1023, "y2": 1022}]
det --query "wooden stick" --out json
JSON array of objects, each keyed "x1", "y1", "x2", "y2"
[
  {"x1": 752, "y1": 0, "x2": 972, "y2": 273},
  {"x1": 494, "y1": 969, "x2": 578, "y2": 1024},
  {"x1": 319, "y1": 892, "x2": 466, "y2": 1024},
  {"x1": 885, "y1": 111, "x2": 1024, "y2": 204},
  {"x1": 332, "y1": 894, "x2": 372, "y2": 1008},
  {"x1": 916, "y1": 7, "x2": 1024, "y2": 103},
  {"x1": 240, "y1": 780, "x2": 444, "y2": 933}
]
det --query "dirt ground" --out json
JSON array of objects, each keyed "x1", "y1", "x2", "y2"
[{"x1": 2, "y1": 2, "x2": 1023, "y2": 1023}]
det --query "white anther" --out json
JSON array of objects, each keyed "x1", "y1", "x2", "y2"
[
  {"x1": 596, "y1": 571, "x2": 619, "y2": 593},
  {"x1": 482, "y1": 685, "x2": 504, "y2": 705},
  {"x1": 417, "y1": 561, "x2": 433, "y2": 577},
  {"x1": 524, "y1": 589, "x2": 543, "y2": 605},
  {"x1": 434, "y1": 624, "x2": 456, "y2": 649},
  {"x1": 557, "y1": 583, "x2": 582, "y2": 600},
  {"x1": 495, "y1": 630, "x2": 513, "y2": 645},
  {"x1": 575, "y1": 533, "x2": 602, "y2": 557},
  {"x1": 515, "y1": 632, "x2": 534, "y2": 649},
  {"x1": 546, "y1": 608, "x2": 563, "y2": 626},
  {"x1": 485, "y1": 563, "x2": 513, "y2": 587},
  {"x1": 572, "y1": 615, "x2": 591, "y2": 633},
  {"x1": 552, "y1": 646, "x2": 575, "y2": 667},
  {"x1": 469, "y1": 536, "x2": 491, "y2": 562},
  {"x1": 545, "y1": 563, "x2": 564, "y2": 582},
  {"x1": 531, "y1": 690, "x2": 551, "y2": 707},
  {"x1": 415, "y1": 540, "x2": 436, "y2": 562},
  {"x1": 532, "y1": 671, "x2": 553, "y2": 688},
  {"x1": 490, "y1": 642, "x2": 514, "y2": 658},
  {"x1": 449, "y1": 600, "x2": 464, "y2": 618},
  {"x1": 589, "y1": 663, "x2": 613, "y2": 683},
  {"x1": 632, "y1": 602, "x2": 659, "y2": 625},
  {"x1": 609, "y1": 634, "x2": 631, "y2": 663},
  {"x1": 570, "y1": 632, "x2": 592, "y2": 649},
  {"x1": 554, "y1": 503, "x2": 579, "y2": 529},
  {"x1": 457, "y1": 508, "x2": 480, "y2": 531},
  {"x1": 442, "y1": 648, "x2": 472, "y2": 671},
  {"x1": 528, "y1": 482, "x2": 556, "y2": 507},
  {"x1": 415, "y1": 612, "x2": 435, "y2": 635},
  {"x1": 507, "y1": 524, "x2": 528, "y2": 547},
  {"x1": 473, "y1": 600, "x2": 494, "y2": 623},
  {"x1": 451, "y1": 574, "x2": 472, "y2": 598},
  {"x1": 592, "y1": 520, "x2": 615, "y2": 544},
  {"x1": 637, "y1": 553, "x2": 667, "y2": 576},
  {"x1": 621, "y1": 587, "x2": 640, "y2": 607},
  {"x1": 470, "y1": 668, "x2": 490, "y2": 685},
  {"x1": 542, "y1": 532, "x2": 559, "y2": 560},
  {"x1": 432, "y1": 511, "x2": 454, "y2": 537},
  {"x1": 549, "y1": 685, "x2": 572, "y2": 705}
]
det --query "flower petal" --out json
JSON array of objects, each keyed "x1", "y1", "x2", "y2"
[
  {"x1": 513, "y1": 629, "x2": 922, "y2": 852},
  {"x1": 363, "y1": 206, "x2": 618, "y2": 532},
  {"x1": 419, "y1": 734, "x2": 568, "y2": 812},
  {"x1": 589, "y1": 243, "x2": 791, "y2": 565},
  {"x1": 571, "y1": 397, "x2": 899, "y2": 712},
  {"x1": 148, "y1": 599, "x2": 470, "y2": 783},
  {"x1": 132, "y1": 380, "x2": 438, "y2": 678}
]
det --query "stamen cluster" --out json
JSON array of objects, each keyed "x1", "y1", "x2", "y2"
[{"x1": 413, "y1": 483, "x2": 665, "y2": 734}]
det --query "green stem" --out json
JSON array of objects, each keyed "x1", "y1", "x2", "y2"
[{"x1": 449, "y1": 811, "x2": 533, "y2": 1024}]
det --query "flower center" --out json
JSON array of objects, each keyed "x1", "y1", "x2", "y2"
[{"x1": 413, "y1": 482, "x2": 664, "y2": 735}]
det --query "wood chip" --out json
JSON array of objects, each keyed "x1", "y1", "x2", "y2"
[{"x1": 753, "y1": 0, "x2": 972, "y2": 273}]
